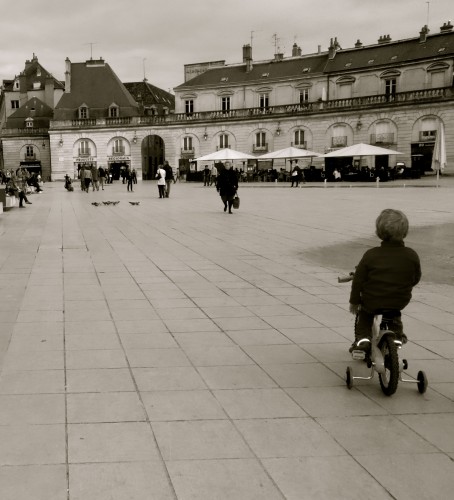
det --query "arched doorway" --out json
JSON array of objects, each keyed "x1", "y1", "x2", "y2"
[{"x1": 142, "y1": 135, "x2": 165, "y2": 180}]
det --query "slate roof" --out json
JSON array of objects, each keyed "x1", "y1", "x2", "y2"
[
  {"x1": 176, "y1": 30, "x2": 454, "y2": 89},
  {"x1": 2, "y1": 55, "x2": 64, "y2": 91},
  {"x1": 325, "y1": 31, "x2": 454, "y2": 73},
  {"x1": 5, "y1": 97, "x2": 53, "y2": 129},
  {"x1": 124, "y1": 81, "x2": 175, "y2": 112},
  {"x1": 175, "y1": 54, "x2": 328, "y2": 90},
  {"x1": 54, "y1": 60, "x2": 139, "y2": 120}
]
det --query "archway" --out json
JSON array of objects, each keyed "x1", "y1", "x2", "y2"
[{"x1": 141, "y1": 135, "x2": 165, "y2": 180}]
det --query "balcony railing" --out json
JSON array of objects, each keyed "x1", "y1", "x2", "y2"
[
  {"x1": 1, "y1": 127, "x2": 48, "y2": 135},
  {"x1": 78, "y1": 149, "x2": 91, "y2": 156},
  {"x1": 332, "y1": 136, "x2": 347, "y2": 147},
  {"x1": 253, "y1": 144, "x2": 268, "y2": 152},
  {"x1": 419, "y1": 131, "x2": 436, "y2": 142},
  {"x1": 181, "y1": 148, "x2": 195, "y2": 154},
  {"x1": 111, "y1": 147, "x2": 125, "y2": 155},
  {"x1": 47, "y1": 86, "x2": 453, "y2": 130},
  {"x1": 291, "y1": 141, "x2": 307, "y2": 149},
  {"x1": 370, "y1": 133, "x2": 395, "y2": 145},
  {"x1": 24, "y1": 154, "x2": 36, "y2": 160}
]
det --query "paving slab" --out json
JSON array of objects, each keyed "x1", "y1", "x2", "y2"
[{"x1": 1, "y1": 179, "x2": 454, "y2": 498}]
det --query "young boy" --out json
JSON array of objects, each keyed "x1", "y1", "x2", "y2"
[{"x1": 349, "y1": 208, "x2": 421, "y2": 353}]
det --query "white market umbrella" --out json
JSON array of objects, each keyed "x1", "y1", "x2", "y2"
[
  {"x1": 431, "y1": 123, "x2": 447, "y2": 186},
  {"x1": 322, "y1": 143, "x2": 402, "y2": 158},
  {"x1": 195, "y1": 148, "x2": 256, "y2": 161},
  {"x1": 258, "y1": 146, "x2": 321, "y2": 160}
]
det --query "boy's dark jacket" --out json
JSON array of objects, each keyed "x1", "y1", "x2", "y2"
[{"x1": 350, "y1": 240, "x2": 421, "y2": 312}]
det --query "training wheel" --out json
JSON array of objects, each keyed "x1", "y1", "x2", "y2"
[
  {"x1": 417, "y1": 370, "x2": 428, "y2": 394},
  {"x1": 346, "y1": 367, "x2": 353, "y2": 389},
  {"x1": 402, "y1": 359, "x2": 408, "y2": 370}
]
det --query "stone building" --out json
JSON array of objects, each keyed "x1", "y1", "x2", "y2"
[
  {"x1": 0, "y1": 54, "x2": 64, "y2": 178},
  {"x1": 173, "y1": 21, "x2": 454, "y2": 177}
]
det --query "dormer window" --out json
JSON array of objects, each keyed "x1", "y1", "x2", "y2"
[
  {"x1": 79, "y1": 106, "x2": 89, "y2": 119},
  {"x1": 37, "y1": 69, "x2": 41, "y2": 76},
  {"x1": 14, "y1": 79, "x2": 19, "y2": 90},
  {"x1": 220, "y1": 77, "x2": 228, "y2": 82},
  {"x1": 109, "y1": 103, "x2": 119, "y2": 118},
  {"x1": 33, "y1": 82, "x2": 41, "y2": 89},
  {"x1": 25, "y1": 117, "x2": 34, "y2": 128},
  {"x1": 261, "y1": 73, "x2": 269, "y2": 78}
]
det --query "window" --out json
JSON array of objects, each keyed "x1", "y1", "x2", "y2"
[
  {"x1": 219, "y1": 134, "x2": 229, "y2": 149},
  {"x1": 25, "y1": 145, "x2": 34, "y2": 157},
  {"x1": 79, "y1": 106, "x2": 88, "y2": 119},
  {"x1": 338, "y1": 83, "x2": 352, "y2": 99},
  {"x1": 183, "y1": 136, "x2": 193, "y2": 151},
  {"x1": 294, "y1": 130, "x2": 305, "y2": 147},
  {"x1": 185, "y1": 99, "x2": 194, "y2": 114},
  {"x1": 256, "y1": 132, "x2": 266, "y2": 147},
  {"x1": 113, "y1": 139, "x2": 124, "y2": 154},
  {"x1": 431, "y1": 71, "x2": 445, "y2": 88},
  {"x1": 109, "y1": 106, "x2": 119, "y2": 118},
  {"x1": 79, "y1": 140, "x2": 90, "y2": 156},
  {"x1": 11, "y1": 100, "x2": 19, "y2": 109},
  {"x1": 33, "y1": 82, "x2": 41, "y2": 89},
  {"x1": 385, "y1": 78, "x2": 396, "y2": 98},
  {"x1": 221, "y1": 96, "x2": 231, "y2": 112},
  {"x1": 25, "y1": 118, "x2": 33, "y2": 128},
  {"x1": 259, "y1": 93, "x2": 269, "y2": 109},
  {"x1": 299, "y1": 90, "x2": 309, "y2": 104}
]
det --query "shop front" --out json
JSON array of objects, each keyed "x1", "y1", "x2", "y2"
[
  {"x1": 107, "y1": 155, "x2": 131, "y2": 181},
  {"x1": 74, "y1": 156, "x2": 97, "y2": 179}
]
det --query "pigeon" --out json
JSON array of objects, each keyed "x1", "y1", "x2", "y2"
[
  {"x1": 111, "y1": 201, "x2": 120, "y2": 206},
  {"x1": 91, "y1": 202, "x2": 100, "y2": 206},
  {"x1": 102, "y1": 201, "x2": 111, "y2": 206},
  {"x1": 129, "y1": 201, "x2": 140, "y2": 205}
]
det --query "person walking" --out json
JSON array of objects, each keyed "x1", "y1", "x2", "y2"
[
  {"x1": 163, "y1": 161, "x2": 174, "y2": 197},
  {"x1": 156, "y1": 164, "x2": 166, "y2": 198},
  {"x1": 216, "y1": 161, "x2": 238, "y2": 214},
  {"x1": 91, "y1": 165, "x2": 99, "y2": 191},
  {"x1": 98, "y1": 165, "x2": 106, "y2": 190},
  {"x1": 291, "y1": 166, "x2": 300, "y2": 187},
  {"x1": 126, "y1": 167, "x2": 134, "y2": 192},
  {"x1": 83, "y1": 166, "x2": 92, "y2": 192},
  {"x1": 203, "y1": 165, "x2": 210, "y2": 186},
  {"x1": 210, "y1": 164, "x2": 218, "y2": 186}
]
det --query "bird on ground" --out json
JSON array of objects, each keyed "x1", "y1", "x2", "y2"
[
  {"x1": 129, "y1": 201, "x2": 140, "y2": 205},
  {"x1": 91, "y1": 202, "x2": 100, "y2": 206},
  {"x1": 111, "y1": 201, "x2": 120, "y2": 205}
]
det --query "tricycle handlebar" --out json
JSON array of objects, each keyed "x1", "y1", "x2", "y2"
[{"x1": 338, "y1": 272, "x2": 355, "y2": 283}]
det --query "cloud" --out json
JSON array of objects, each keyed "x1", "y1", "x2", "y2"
[{"x1": 1, "y1": 0, "x2": 452, "y2": 91}]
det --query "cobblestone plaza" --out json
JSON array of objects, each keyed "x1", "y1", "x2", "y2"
[{"x1": 1, "y1": 179, "x2": 453, "y2": 499}]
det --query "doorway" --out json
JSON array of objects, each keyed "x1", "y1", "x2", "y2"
[{"x1": 142, "y1": 135, "x2": 165, "y2": 180}]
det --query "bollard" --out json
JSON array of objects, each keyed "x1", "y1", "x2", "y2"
[
  {"x1": 376, "y1": 177, "x2": 380, "y2": 188},
  {"x1": 324, "y1": 179, "x2": 327, "y2": 188}
]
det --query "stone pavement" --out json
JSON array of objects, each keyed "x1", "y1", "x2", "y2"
[{"x1": 0, "y1": 178, "x2": 453, "y2": 500}]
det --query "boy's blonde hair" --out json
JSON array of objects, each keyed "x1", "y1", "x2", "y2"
[{"x1": 376, "y1": 208, "x2": 409, "y2": 241}]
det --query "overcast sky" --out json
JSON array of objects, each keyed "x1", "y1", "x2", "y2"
[{"x1": 0, "y1": 0, "x2": 452, "y2": 92}]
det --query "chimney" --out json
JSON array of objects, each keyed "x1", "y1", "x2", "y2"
[
  {"x1": 45, "y1": 74, "x2": 54, "y2": 107},
  {"x1": 355, "y1": 39, "x2": 363, "y2": 48},
  {"x1": 243, "y1": 44, "x2": 253, "y2": 72},
  {"x1": 440, "y1": 21, "x2": 453, "y2": 33},
  {"x1": 64, "y1": 57, "x2": 71, "y2": 93},
  {"x1": 378, "y1": 34, "x2": 392, "y2": 44},
  {"x1": 419, "y1": 25, "x2": 430, "y2": 42},
  {"x1": 318, "y1": 45, "x2": 321, "y2": 54},
  {"x1": 292, "y1": 43, "x2": 302, "y2": 57},
  {"x1": 328, "y1": 38, "x2": 336, "y2": 59},
  {"x1": 24, "y1": 59, "x2": 32, "y2": 71},
  {"x1": 274, "y1": 52, "x2": 284, "y2": 62}
]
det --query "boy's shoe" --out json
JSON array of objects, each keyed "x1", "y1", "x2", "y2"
[
  {"x1": 394, "y1": 332, "x2": 408, "y2": 346},
  {"x1": 349, "y1": 338, "x2": 372, "y2": 354}
]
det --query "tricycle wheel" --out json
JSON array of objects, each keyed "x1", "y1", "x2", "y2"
[
  {"x1": 417, "y1": 370, "x2": 428, "y2": 394},
  {"x1": 378, "y1": 335, "x2": 399, "y2": 396}
]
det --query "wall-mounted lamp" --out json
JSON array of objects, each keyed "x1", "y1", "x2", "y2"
[
  {"x1": 203, "y1": 128, "x2": 208, "y2": 141},
  {"x1": 132, "y1": 132, "x2": 138, "y2": 144},
  {"x1": 276, "y1": 123, "x2": 281, "y2": 136},
  {"x1": 59, "y1": 137, "x2": 63, "y2": 147},
  {"x1": 356, "y1": 118, "x2": 363, "y2": 131},
  {"x1": 42, "y1": 141, "x2": 46, "y2": 149}
]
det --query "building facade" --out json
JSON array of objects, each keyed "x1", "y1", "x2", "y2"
[
  {"x1": 0, "y1": 54, "x2": 64, "y2": 177},
  {"x1": 173, "y1": 22, "x2": 454, "y2": 177},
  {"x1": 1, "y1": 22, "x2": 453, "y2": 180}
]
